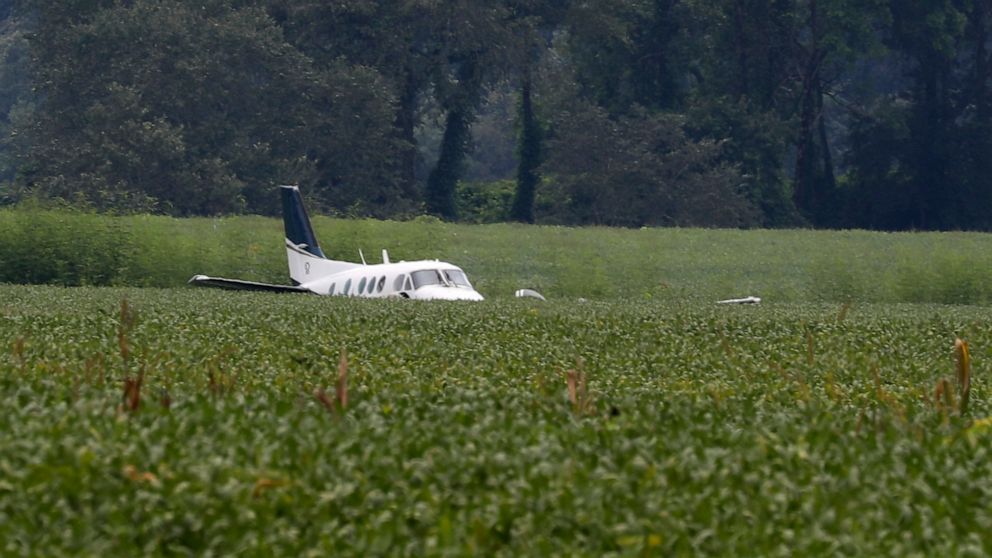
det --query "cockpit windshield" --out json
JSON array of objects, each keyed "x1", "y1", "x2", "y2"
[
  {"x1": 443, "y1": 269, "x2": 471, "y2": 287},
  {"x1": 411, "y1": 269, "x2": 444, "y2": 289},
  {"x1": 410, "y1": 268, "x2": 473, "y2": 290}
]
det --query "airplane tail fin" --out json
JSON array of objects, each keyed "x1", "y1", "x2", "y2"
[
  {"x1": 279, "y1": 185, "x2": 359, "y2": 286},
  {"x1": 281, "y1": 185, "x2": 325, "y2": 258}
]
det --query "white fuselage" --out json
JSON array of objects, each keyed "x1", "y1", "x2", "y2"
[
  {"x1": 189, "y1": 185, "x2": 485, "y2": 300},
  {"x1": 295, "y1": 256, "x2": 484, "y2": 301}
]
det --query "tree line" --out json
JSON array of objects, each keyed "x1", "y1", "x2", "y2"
[{"x1": 0, "y1": 0, "x2": 989, "y2": 230}]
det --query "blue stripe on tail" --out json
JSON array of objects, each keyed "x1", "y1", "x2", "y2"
[{"x1": 280, "y1": 185, "x2": 325, "y2": 258}]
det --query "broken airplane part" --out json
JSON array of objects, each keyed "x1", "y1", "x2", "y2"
[
  {"x1": 189, "y1": 185, "x2": 485, "y2": 301},
  {"x1": 514, "y1": 289, "x2": 547, "y2": 301},
  {"x1": 716, "y1": 296, "x2": 761, "y2": 305}
]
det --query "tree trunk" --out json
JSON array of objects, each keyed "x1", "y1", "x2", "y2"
[
  {"x1": 425, "y1": 57, "x2": 481, "y2": 220},
  {"x1": 915, "y1": 63, "x2": 945, "y2": 229},
  {"x1": 971, "y1": 2, "x2": 990, "y2": 123},
  {"x1": 793, "y1": 0, "x2": 822, "y2": 222},
  {"x1": 733, "y1": 0, "x2": 750, "y2": 98},
  {"x1": 794, "y1": 71, "x2": 816, "y2": 219},
  {"x1": 425, "y1": 106, "x2": 470, "y2": 220},
  {"x1": 511, "y1": 76, "x2": 541, "y2": 223},
  {"x1": 815, "y1": 79, "x2": 836, "y2": 203},
  {"x1": 396, "y1": 68, "x2": 419, "y2": 201}
]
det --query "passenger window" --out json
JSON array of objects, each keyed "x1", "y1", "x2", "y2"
[
  {"x1": 358, "y1": 277, "x2": 367, "y2": 294},
  {"x1": 329, "y1": 283, "x2": 336, "y2": 295},
  {"x1": 393, "y1": 275, "x2": 405, "y2": 291},
  {"x1": 377, "y1": 276, "x2": 386, "y2": 292},
  {"x1": 404, "y1": 276, "x2": 413, "y2": 291},
  {"x1": 369, "y1": 277, "x2": 376, "y2": 294},
  {"x1": 344, "y1": 278, "x2": 352, "y2": 295}
]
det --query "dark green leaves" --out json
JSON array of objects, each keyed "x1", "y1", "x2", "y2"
[{"x1": 2, "y1": 285, "x2": 992, "y2": 554}]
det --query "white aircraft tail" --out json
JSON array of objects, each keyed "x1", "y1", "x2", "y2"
[{"x1": 280, "y1": 185, "x2": 359, "y2": 285}]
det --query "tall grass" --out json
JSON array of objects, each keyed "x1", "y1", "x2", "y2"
[{"x1": 2, "y1": 207, "x2": 991, "y2": 303}]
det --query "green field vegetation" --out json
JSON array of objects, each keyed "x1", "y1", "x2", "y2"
[
  {"x1": 2, "y1": 207, "x2": 992, "y2": 304},
  {"x1": 1, "y1": 285, "x2": 991, "y2": 555}
]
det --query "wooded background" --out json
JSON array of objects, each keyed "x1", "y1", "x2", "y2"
[{"x1": 1, "y1": 0, "x2": 990, "y2": 230}]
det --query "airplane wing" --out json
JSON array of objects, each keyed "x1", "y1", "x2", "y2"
[{"x1": 188, "y1": 274, "x2": 312, "y2": 294}]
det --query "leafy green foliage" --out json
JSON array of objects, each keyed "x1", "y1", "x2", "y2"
[
  {"x1": 1, "y1": 286, "x2": 992, "y2": 554},
  {"x1": 14, "y1": 0, "x2": 399, "y2": 216},
  {"x1": 2, "y1": 0, "x2": 992, "y2": 229},
  {"x1": 0, "y1": 207, "x2": 129, "y2": 285},
  {"x1": 456, "y1": 180, "x2": 514, "y2": 224},
  {"x1": 543, "y1": 103, "x2": 760, "y2": 227},
  {"x1": 0, "y1": 11, "x2": 31, "y2": 185},
  {"x1": 842, "y1": 0, "x2": 992, "y2": 230}
]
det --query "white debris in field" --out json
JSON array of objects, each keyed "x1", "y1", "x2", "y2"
[
  {"x1": 716, "y1": 296, "x2": 761, "y2": 305},
  {"x1": 515, "y1": 289, "x2": 547, "y2": 301}
]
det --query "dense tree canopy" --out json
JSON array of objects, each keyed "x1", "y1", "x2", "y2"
[{"x1": 0, "y1": 0, "x2": 989, "y2": 230}]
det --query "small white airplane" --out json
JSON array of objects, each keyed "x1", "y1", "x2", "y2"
[{"x1": 189, "y1": 185, "x2": 484, "y2": 301}]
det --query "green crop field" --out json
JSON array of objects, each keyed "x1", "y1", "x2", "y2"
[
  {"x1": 1, "y1": 285, "x2": 991, "y2": 556},
  {"x1": 3, "y1": 207, "x2": 992, "y2": 304},
  {"x1": 2, "y1": 210, "x2": 992, "y2": 555}
]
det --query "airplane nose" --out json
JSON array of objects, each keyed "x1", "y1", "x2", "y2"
[
  {"x1": 414, "y1": 286, "x2": 484, "y2": 301},
  {"x1": 442, "y1": 289, "x2": 484, "y2": 301}
]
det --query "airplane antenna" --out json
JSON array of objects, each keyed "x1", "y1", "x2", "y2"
[
  {"x1": 382, "y1": 249, "x2": 391, "y2": 264},
  {"x1": 359, "y1": 249, "x2": 367, "y2": 266}
]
